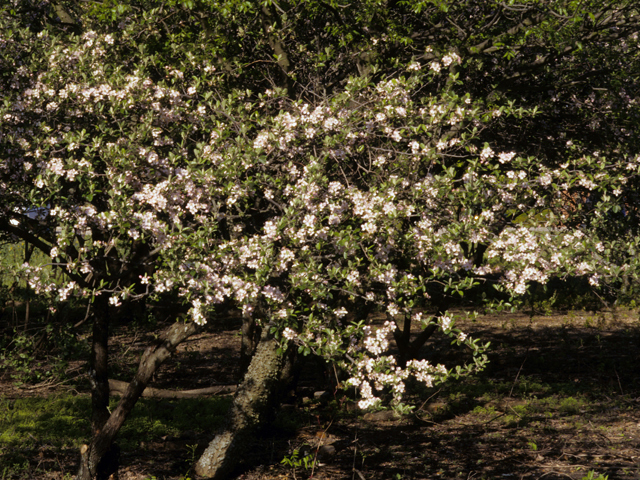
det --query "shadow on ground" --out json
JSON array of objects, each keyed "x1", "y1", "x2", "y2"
[{"x1": 1, "y1": 309, "x2": 639, "y2": 479}]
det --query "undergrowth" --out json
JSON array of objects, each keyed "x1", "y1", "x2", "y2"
[{"x1": 0, "y1": 394, "x2": 231, "y2": 459}]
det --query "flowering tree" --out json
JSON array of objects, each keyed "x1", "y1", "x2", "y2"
[{"x1": 1, "y1": 1, "x2": 640, "y2": 479}]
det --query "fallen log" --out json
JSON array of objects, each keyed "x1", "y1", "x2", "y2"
[{"x1": 108, "y1": 379, "x2": 237, "y2": 398}]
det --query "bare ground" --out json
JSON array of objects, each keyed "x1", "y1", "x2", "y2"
[{"x1": 2, "y1": 309, "x2": 639, "y2": 480}]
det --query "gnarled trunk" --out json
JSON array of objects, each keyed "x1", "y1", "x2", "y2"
[
  {"x1": 76, "y1": 320, "x2": 199, "y2": 480},
  {"x1": 239, "y1": 315, "x2": 261, "y2": 374},
  {"x1": 195, "y1": 330, "x2": 283, "y2": 479}
]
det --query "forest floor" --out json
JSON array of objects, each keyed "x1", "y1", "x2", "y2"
[{"x1": 1, "y1": 308, "x2": 640, "y2": 480}]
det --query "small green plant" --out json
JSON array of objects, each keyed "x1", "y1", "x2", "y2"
[
  {"x1": 527, "y1": 440, "x2": 537, "y2": 451},
  {"x1": 580, "y1": 471, "x2": 608, "y2": 480},
  {"x1": 1, "y1": 460, "x2": 30, "y2": 480},
  {"x1": 559, "y1": 396, "x2": 582, "y2": 415},
  {"x1": 0, "y1": 317, "x2": 87, "y2": 386},
  {"x1": 178, "y1": 443, "x2": 199, "y2": 480},
  {"x1": 393, "y1": 402, "x2": 415, "y2": 416},
  {"x1": 281, "y1": 448, "x2": 316, "y2": 479}
]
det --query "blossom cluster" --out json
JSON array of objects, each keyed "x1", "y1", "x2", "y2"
[{"x1": 2, "y1": 25, "x2": 638, "y2": 410}]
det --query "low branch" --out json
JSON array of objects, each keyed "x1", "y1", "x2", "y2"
[
  {"x1": 108, "y1": 379, "x2": 237, "y2": 398},
  {"x1": 77, "y1": 320, "x2": 200, "y2": 479}
]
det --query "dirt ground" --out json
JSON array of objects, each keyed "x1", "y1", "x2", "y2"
[{"x1": 2, "y1": 308, "x2": 640, "y2": 480}]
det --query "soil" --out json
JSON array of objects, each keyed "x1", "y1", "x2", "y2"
[{"x1": 2, "y1": 308, "x2": 639, "y2": 480}]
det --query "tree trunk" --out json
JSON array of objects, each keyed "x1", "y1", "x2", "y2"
[
  {"x1": 195, "y1": 330, "x2": 283, "y2": 479},
  {"x1": 76, "y1": 296, "x2": 111, "y2": 480},
  {"x1": 393, "y1": 297, "x2": 452, "y2": 367},
  {"x1": 90, "y1": 296, "x2": 111, "y2": 438},
  {"x1": 393, "y1": 320, "x2": 438, "y2": 367},
  {"x1": 76, "y1": 320, "x2": 199, "y2": 480},
  {"x1": 239, "y1": 315, "x2": 261, "y2": 374}
]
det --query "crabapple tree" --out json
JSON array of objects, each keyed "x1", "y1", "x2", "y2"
[{"x1": 1, "y1": 1, "x2": 640, "y2": 479}]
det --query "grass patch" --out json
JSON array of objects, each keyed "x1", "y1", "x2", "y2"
[
  {"x1": 0, "y1": 395, "x2": 91, "y2": 449},
  {"x1": 116, "y1": 396, "x2": 231, "y2": 449},
  {"x1": 0, "y1": 393, "x2": 231, "y2": 452}
]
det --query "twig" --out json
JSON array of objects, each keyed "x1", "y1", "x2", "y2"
[
  {"x1": 121, "y1": 330, "x2": 140, "y2": 358},
  {"x1": 351, "y1": 430, "x2": 358, "y2": 480},
  {"x1": 614, "y1": 368, "x2": 624, "y2": 395},
  {"x1": 417, "y1": 387, "x2": 443, "y2": 412},
  {"x1": 484, "y1": 412, "x2": 507, "y2": 424},
  {"x1": 540, "y1": 463, "x2": 590, "y2": 469},
  {"x1": 333, "y1": 363, "x2": 341, "y2": 390},
  {"x1": 65, "y1": 363, "x2": 84, "y2": 375},
  {"x1": 74, "y1": 301, "x2": 91, "y2": 328},
  {"x1": 20, "y1": 377, "x2": 70, "y2": 390},
  {"x1": 311, "y1": 419, "x2": 333, "y2": 478},
  {"x1": 538, "y1": 472, "x2": 574, "y2": 479},
  {"x1": 353, "y1": 468, "x2": 367, "y2": 480},
  {"x1": 55, "y1": 451, "x2": 66, "y2": 478},
  {"x1": 509, "y1": 354, "x2": 528, "y2": 397}
]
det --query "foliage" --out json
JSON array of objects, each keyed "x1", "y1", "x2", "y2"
[
  {"x1": 0, "y1": 240, "x2": 88, "y2": 385},
  {"x1": 0, "y1": 326, "x2": 74, "y2": 385},
  {"x1": 581, "y1": 471, "x2": 609, "y2": 480},
  {"x1": 1, "y1": 0, "x2": 640, "y2": 409},
  {"x1": 1, "y1": 0, "x2": 640, "y2": 475},
  {"x1": 280, "y1": 448, "x2": 316, "y2": 479}
]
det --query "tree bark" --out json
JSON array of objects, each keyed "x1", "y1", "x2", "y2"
[
  {"x1": 108, "y1": 378, "x2": 236, "y2": 398},
  {"x1": 90, "y1": 296, "x2": 111, "y2": 438},
  {"x1": 76, "y1": 320, "x2": 199, "y2": 480},
  {"x1": 239, "y1": 315, "x2": 261, "y2": 374},
  {"x1": 393, "y1": 296, "x2": 452, "y2": 366},
  {"x1": 195, "y1": 330, "x2": 283, "y2": 479}
]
